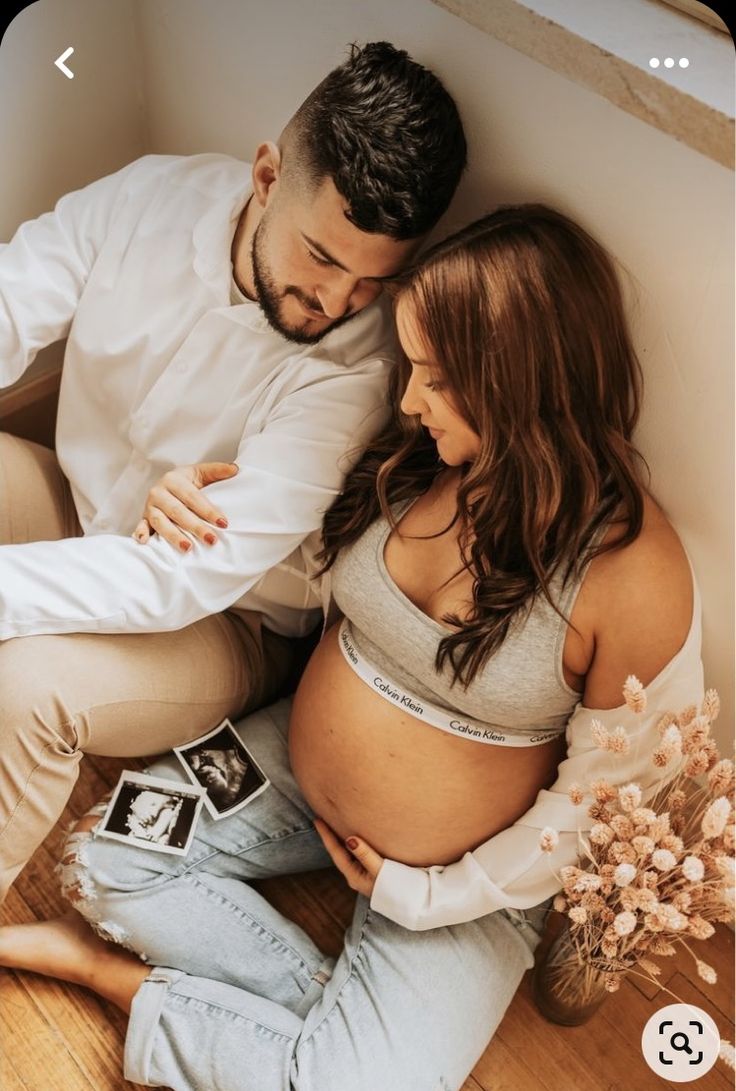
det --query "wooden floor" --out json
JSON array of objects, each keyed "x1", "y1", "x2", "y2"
[{"x1": 2, "y1": 754, "x2": 734, "y2": 1091}]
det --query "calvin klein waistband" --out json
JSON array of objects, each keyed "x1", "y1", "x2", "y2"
[{"x1": 337, "y1": 618, "x2": 564, "y2": 748}]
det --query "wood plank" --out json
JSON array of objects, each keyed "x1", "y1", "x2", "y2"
[
  {"x1": 459, "y1": 1077, "x2": 485, "y2": 1091},
  {"x1": 13, "y1": 840, "x2": 69, "y2": 920},
  {"x1": 629, "y1": 923, "x2": 735, "y2": 1018},
  {"x1": 599, "y1": 973, "x2": 732, "y2": 1091},
  {"x1": 86, "y1": 755, "x2": 145, "y2": 791},
  {"x1": 658, "y1": 926, "x2": 735, "y2": 1023},
  {"x1": 254, "y1": 872, "x2": 351, "y2": 958},
  {"x1": 0, "y1": 367, "x2": 61, "y2": 449},
  {"x1": 296, "y1": 866, "x2": 357, "y2": 930},
  {"x1": 0, "y1": 1048, "x2": 31, "y2": 1091},
  {"x1": 15, "y1": 973, "x2": 146, "y2": 1091},
  {"x1": 470, "y1": 1028, "x2": 555, "y2": 1091},
  {"x1": 0, "y1": 366, "x2": 61, "y2": 417},
  {"x1": 496, "y1": 975, "x2": 608, "y2": 1091},
  {"x1": 514, "y1": 973, "x2": 679, "y2": 1091},
  {"x1": 0, "y1": 973, "x2": 95, "y2": 1091}
]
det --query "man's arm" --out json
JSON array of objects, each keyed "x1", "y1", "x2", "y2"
[
  {"x1": 0, "y1": 162, "x2": 141, "y2": 388},
  {"x1": 0, "y1": 364, "x2": 390, "y2": 638}
]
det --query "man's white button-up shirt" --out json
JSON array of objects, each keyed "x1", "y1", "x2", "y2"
[{"x1": 0, "y1": 154, "x2": 397, "y2": 638}]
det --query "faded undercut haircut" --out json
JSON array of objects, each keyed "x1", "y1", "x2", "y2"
[{"x1": 280, "y1": 41, "x2": 467, "y2": 239}]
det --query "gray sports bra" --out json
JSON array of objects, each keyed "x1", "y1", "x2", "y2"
[{"x1": 330, "y1": 498, "x2": 603, "y2": 746}]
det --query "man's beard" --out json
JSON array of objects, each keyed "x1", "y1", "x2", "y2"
[{"x1": 251, "y1": 219, "x2": 354, "y2": 345}]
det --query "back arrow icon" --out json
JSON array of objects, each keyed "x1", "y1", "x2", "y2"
[{"x1": 54, "y1": 47, "x2": 75, "y2": 79}]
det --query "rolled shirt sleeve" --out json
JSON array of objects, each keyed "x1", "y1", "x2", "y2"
[{"x1": 370, "y1": 632, "x2": 704, "y2": 930}]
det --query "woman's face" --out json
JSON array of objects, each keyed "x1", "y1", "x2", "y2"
[{"x1": 396, "y1": 299, "x2": 481, "y2": 467}]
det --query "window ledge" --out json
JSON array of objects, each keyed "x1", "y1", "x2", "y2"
[{"x1": 430, "y1": 0, "x2": 734, "y2": 169}]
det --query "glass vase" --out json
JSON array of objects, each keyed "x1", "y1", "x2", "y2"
[{"x1": 532, "y1": 921, "x2": 629, "y2": 1025}]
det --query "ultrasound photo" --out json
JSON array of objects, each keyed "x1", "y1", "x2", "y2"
[
  {"x1": 174, "y1": 719, "x2": 270, "y2": 820},
  {"x1": 97, "y1": 770, "x2": 206, "y2": 855}
]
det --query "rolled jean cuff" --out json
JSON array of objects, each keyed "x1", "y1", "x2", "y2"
[{"x1": 124, "y1": 966, "x2": 184, "y2": 1086}]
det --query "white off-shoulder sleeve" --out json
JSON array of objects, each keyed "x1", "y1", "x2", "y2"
[{"x1": 370, "y1": 601, "x2": 704, "y2": 931}]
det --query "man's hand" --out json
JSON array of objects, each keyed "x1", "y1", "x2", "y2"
[
  {"x1": 313, "y1": 817, "x2": 385, "y2": 898},
  {"x1": 133, "y1": 462, "x2": 237, "y2": 551}
]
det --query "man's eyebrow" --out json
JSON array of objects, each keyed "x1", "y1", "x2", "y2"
[{"x1": 301, "y1": 234, "x2": 397, "y2": 282}]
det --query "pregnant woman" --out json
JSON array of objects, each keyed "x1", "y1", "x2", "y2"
[{"x1": 1, "y1": 206, "x2": 703, "y2": 1090}]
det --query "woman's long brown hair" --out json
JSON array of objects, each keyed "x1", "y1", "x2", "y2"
[{"x1": 319, "y1": 205, "x2": 646, "y2": 687}]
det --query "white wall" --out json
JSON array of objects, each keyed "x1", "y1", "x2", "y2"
[
  {"x1": 0, "y1": 0, "x2": 145, "y2": 235},
  {"x1": 1, "y1": 0, "x2": 733, "y2": 753},
  {"x1": 0, "y1": 0, "x2": 146, "y2": 376}
]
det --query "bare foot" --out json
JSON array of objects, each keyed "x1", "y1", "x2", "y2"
[{"x1": 0, "y1": 910, "x2": 149, "y2": 1011}]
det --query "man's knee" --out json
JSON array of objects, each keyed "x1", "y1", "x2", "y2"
[{"x1": 0, "y1": 636, "x2": 80, "y2": 750}]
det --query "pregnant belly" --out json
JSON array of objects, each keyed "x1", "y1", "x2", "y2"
[{"x1": 288, "y1": 623, "x2": 566, "y2": 867}]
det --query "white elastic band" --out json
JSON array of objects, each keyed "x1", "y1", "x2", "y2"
[{"x1": 337, "y1": 618, "x2": 563, "y2": 748}]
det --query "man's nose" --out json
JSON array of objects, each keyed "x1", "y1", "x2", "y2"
[{"x1": 315, "y1": 275, "x2": 358, "y2": 319}]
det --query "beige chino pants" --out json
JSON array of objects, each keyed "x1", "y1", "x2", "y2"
[{"x1": 0, "y1": 432, "x2": 297, "y2": 901}]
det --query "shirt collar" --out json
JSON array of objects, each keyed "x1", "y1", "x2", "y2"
[{"x1": 192, "y1": 164, "x2": 252, "y2": 291}]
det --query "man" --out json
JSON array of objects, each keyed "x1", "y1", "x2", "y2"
[{"x1": 0, "y1": 41, "x2": 466, "y2": 898}]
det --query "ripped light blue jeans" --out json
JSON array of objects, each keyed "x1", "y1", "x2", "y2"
[{"x1": 60, "y1": 698, "x2": 550, "y2": 1091}]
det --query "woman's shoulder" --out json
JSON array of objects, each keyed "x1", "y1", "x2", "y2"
[
  {"x1": 573, "y1": 494, "x2": 695, "y2": 708},
  {"x1": 594, "y1": 493, "x2": 691, "y2": 592}
]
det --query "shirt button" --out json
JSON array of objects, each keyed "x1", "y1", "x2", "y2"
[{"x1": 98, "y1": 518, "x2": 110, "y2": 530}]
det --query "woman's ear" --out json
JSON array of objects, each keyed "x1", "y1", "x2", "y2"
[{"x1": 251, "y1": 142, "x2": 282, "y2": 209}]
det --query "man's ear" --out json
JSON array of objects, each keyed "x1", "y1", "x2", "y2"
[{"x1": 251, "y1": 142, "x2": 282, "y2": 209}]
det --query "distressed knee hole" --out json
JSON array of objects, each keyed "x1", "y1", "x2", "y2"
[
  {"x1": 87, "y1": 917, "x2": 139, "y2": 953},
  {"x1": 57, "y1": 834, "x2": 97, "y2": 910},
  {"x1": 55, "y1": 832, "x2": 141, "y2": 956},
  {"x1": 57, "y1": 800, "x2": 107, "y2": 910}
]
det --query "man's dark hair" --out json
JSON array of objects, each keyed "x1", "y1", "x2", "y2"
[{"x1": 282, "y1": 41, "x2": 467, "y2": 239}]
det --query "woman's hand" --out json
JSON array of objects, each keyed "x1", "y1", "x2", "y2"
[
  {"x1": 132, "y1": 462, "x2": 238, "y2": 552},
  {"x1": 313, "y1": 817, "x2": 385, "y2": 898}
]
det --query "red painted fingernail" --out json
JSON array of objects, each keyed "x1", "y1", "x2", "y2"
[
  {"x1": 204, "y1": 533, "x2": 217, "y2": 545},
  {"x1": 180, "y1": 540, "x2": 191, "y2": 552},
  {"x1": 345, "y1": 837, "x2": 359, "y2": 851},
  {"x1": 216, "y1": 518, "x2": 228, "y2": 528}
]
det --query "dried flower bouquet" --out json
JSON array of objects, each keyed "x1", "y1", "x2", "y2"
[{"x1": 533, "y1": 678, "x2": 734, "y2": 1065}]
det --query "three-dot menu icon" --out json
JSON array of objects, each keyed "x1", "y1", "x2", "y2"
[{"x1": 649, "y1": 57, "x2": 690, "y2": 68}]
